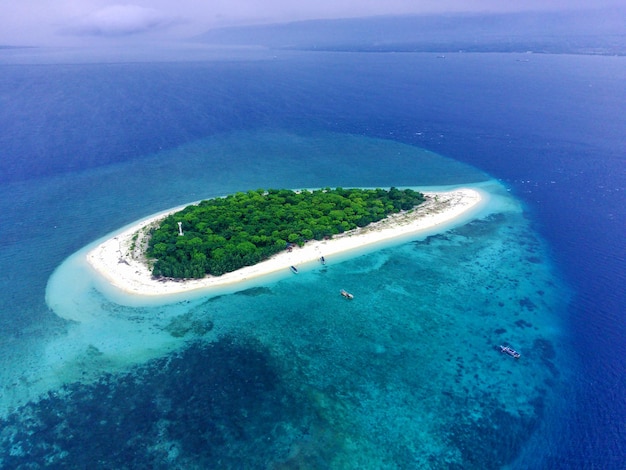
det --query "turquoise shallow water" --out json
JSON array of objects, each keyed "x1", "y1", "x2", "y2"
[
  {"x1": 0, "y1": 131, "x2": 572, "y2": 468},
  {"x1": 199, "y1": 200, "x2": 571, "y2": 467}
]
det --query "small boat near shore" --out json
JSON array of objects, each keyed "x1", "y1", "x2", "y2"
[
  {"x1": 320, "y1": 256, "x2": 326, "y2": 265},
  {"x1": 499, "y1": 345, "x2": 521, "y2": 358},
  {"x1": 340, "y1": 289, "x2": 354, "y2": 300},
  {"x1": 290, "y1": 266, "x2": 298, "y2": 274}
]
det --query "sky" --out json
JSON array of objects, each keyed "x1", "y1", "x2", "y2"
[{"x1": 0, "y1": 0, "x2": 621, "y2": 47}]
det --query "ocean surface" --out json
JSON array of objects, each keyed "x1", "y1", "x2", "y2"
[{"x1": 0, "y1": 48, "x2": 624, "y2": 468}]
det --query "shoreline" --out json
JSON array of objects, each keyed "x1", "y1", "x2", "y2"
[{"x1": 86, "y1": 188, "x2": 484, "y2": 297}]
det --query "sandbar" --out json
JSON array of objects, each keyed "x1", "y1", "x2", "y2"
[{"x1": 86, "y1": 188, "x2": 484, "y2": 296}]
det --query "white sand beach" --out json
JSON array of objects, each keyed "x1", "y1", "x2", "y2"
[{"x1": 86, "y1": 188, "x2": 484, "y2": 296}]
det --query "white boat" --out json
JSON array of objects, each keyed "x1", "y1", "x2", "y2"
[
  {"x1": 499, "y1": 345, "x2": 521, "y2": 358},
  {"x1": 340, "y1": 289, "x2": 354, "y2": 300}
]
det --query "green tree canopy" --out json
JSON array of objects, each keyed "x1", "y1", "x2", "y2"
[{"x1": 147, "y1": 187, "x2": 425, "y2": 279}]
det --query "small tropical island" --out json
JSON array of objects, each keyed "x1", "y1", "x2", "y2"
[
  {"x1": 86, "y1": 187, "x2": 484, "y2": 296},
  {"x1": 148, "y1": 187, "x2": 425, "y2": 279}
]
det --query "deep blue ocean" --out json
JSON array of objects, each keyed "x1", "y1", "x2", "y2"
[{"x1": 0, "y1": 48, "x2": 624, "y2": 468}]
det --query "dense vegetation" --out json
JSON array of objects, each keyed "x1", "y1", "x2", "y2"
[{"x1": 147, "y1": 187, "x2": 425, "y2": 278}]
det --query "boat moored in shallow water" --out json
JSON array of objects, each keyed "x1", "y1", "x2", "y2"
[
  {"x1": 340, "y1": 289, "x2": 354, "y2": 300},
  {"x1": 290, "y1": 265, "x2": 298, "y2": 274},
  {"x1": 499, "y1": 345, "x2": 521, "y2": 358}
]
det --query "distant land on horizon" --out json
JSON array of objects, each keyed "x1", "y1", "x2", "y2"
[{"x1": 196, "y1": 9, "x2": 626, "y2": 56}]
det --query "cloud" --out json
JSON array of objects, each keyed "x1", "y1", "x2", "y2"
[
  {"x1": 1, "y1": 0, "x2": 622, "y2": 47},
  {"x1": 64, "y1": 4, "x2": 179, "y2": 36}
]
